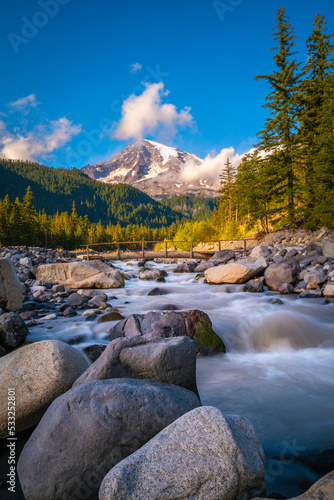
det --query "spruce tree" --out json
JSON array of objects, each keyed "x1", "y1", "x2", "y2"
[
  {"x1": 235, "y1": 151, "x2": 278, "y2": 233},
  {"x1": 9, "y1": 198, "x2": 25, "y2": 245},
  {"x1": 299, "y1": 14, "x2": 334, "y2": 208},
  {"x1": 22, "y1": 186, "x2": 38, "y2": 245},
  {"x1": 2, "y1": 195, "x2": 12, "y2": 224},
  {"x1": 218, "y1": 157, "x2": 236, "y2": 224},
  {"x1": 255, "y1": 8, "x2": 301, "y2": 224},
  {"x1": 311, "y1": 72, "x2": 334, "y2": 226},
  {"x1": 0, "y1": 201, "x2": 6, "y2": 241}
]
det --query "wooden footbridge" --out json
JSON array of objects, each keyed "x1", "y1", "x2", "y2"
[{"x1": 81, "y1": 237, "x2": 260, "y2": 261}]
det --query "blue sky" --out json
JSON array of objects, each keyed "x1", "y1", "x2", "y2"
[{"x1": 0, "y1": 0, "x2": 333, "y2": 169}]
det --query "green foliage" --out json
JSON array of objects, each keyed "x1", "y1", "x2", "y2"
[
  {"x1": 159, "y1": 195, "x2": 218, "y2": 221},
  {"x1": 255, "y1": 7, "x2": 302, "y2": 224},
  {"x1": 234, "y1": 151, "x2": 282, "y2": 232},
  {"x1": 214, "y1": 9, "x2": 334, "y2": 232},
  {"x1": 298, "y1": 15, "x2": 334, "y2": 225},
  {"x1": 216, "y1": 157, "x2": 237, "y2": 229},
  {"x1": 0, "y1": 188, "x2": 180, "y2": 250},
  {"x1": 170, "y1": 220, "x2": 219, "y2": 250},
  {"x1": 0, "y1": 159, "x2": 181, "y2": 227}
]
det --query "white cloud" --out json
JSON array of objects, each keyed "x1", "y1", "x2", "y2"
[
  {"x1": 130, "y1": 62, "x2": 142, "y2": 73},
  {"x1": 0, "y1": 118, "x2": 81, "y2": 161},
  {"x1": 9, "y1": 94, "x2": 39, "y2": 112},
  {"x1": 114, "y1": 82, "x2": 193, "y2": 142},
  {"x1": 181, "y1": 146, "x2": 254, "y2": 183}
]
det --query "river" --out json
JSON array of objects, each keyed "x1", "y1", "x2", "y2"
[{"x1": 28, "y1": 260, "x2": 334, "y2": 498}]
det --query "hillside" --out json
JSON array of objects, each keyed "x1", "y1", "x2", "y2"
[
  {"x1": 159, "y1": 194, "x2": 218, "y2": 221},
  {"x1": 0, "y1": 159, "x2": 183, "y2": 227}
]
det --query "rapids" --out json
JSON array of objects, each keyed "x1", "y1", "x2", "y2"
[{"x1": 28, "y1": 260, "x2": 334, "y2": 497}]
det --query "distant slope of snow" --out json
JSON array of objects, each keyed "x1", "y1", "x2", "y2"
[{"x1": 81, "y1": 139, "x2": 219, "y2": 199}]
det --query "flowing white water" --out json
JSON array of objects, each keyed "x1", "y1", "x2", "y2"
[{"x1": 28, "y1": 260, "x2": 334, "y2": 497}]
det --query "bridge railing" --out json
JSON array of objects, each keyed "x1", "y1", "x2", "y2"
[{"x1": 80, "y1": 237, "x2": 261, "y2": 261}]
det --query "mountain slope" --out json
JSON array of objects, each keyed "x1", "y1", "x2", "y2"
[
  {"x1": 0, "y1": 159, "x2": 183, "y2": 227},
  {"x1": 81, "y1": 140, "x2": 219, "y2": 198},
  {"x1": 159, "y1": 194, "x2": 218, "y2": 221}
]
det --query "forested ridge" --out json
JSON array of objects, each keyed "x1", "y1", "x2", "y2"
[
  {"x1": 0, "y1": 163, "x2": 218, "y2": 249},
  {"x1": 0, "y1": 159, "x2": 181, "y2": 227}
]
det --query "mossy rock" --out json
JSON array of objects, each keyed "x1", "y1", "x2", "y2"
[
  {"x1": 109, "y1": 309, "x2": 226, "y2": 356},
  {"x1": 181, "y1": 310, "x2": 226, "y2": 355}
]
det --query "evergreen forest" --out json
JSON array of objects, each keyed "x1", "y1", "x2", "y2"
[{"x1": 1, "y1": 9, "x2": 333, "y2": 249}]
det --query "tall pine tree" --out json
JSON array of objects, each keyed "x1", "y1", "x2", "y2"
[
  {"x1": 311, "y1": 72, "x2": 334, "y2": 226},
  {"x1": 218, "y1": 157, "x2": 236, "y2": 224},
  {"x1": 298, "y1": 14, "x2": 334, "y2": 208},
  {"x1": 235, "y1": 151, "x2": 277, "y2": 233},
  {"x1": 22, "y1": 186, "x2": 38, "y2": 246},
  {"x1": 255, "y1": 8, "x2": 301, "y2": 224}
]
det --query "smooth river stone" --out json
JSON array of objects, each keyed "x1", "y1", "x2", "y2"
[
  {"x1": 99, "y1": 406, "x2": 266, "y2": 500},
  {"x1": 17, "y1": 379, "x2": 201, "y2": 500}
]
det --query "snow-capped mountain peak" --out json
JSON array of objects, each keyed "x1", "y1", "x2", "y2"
[
  {"x1": 81, "y1": 140, "x2": 218, "y2": 199},
  {"x1": 143, "y1": 140, "x2": 179, "y2": 165}
]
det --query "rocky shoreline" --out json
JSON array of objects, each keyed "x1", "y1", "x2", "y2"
[{"x1": 0, "y1": 228, "x2": 334, "y2": 499}]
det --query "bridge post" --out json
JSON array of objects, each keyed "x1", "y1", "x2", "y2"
[
  {"x1": 219, "y1": 240, "x2": 221, "y2": 251},
  {"x1": 190, "y1": 242, "x2": 193, "y2": 259},
  {"x1": 243, "y1": 239, "x2": 247, "y2": 257},
  {"x1": 165, "y1": 241, "x2": 168, "y2": 258},
  {"x1": 86, "y1": 244, "x2": 89, "y2": 261},
  {"x1": 117, "y1": 243, "x2": 120, "y2": 259},
  {"x1": 142, "y1": 241, "x2": 145, "y2": 258}
]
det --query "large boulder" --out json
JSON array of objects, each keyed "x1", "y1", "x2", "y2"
[
  {"x1": 0, "y1": 257, "x2": 23, "y2": 311},
  {"x1": 0, "y1": 312, "x2": 28, "y2": 349},
  {"x1": 109, "y1": 309, "x2": 225, "y2": 355},
  {"x1": 243, "y1": 280, "x2": 264, "y2": 293},
  {"x1": 99, "y1": 406, "x2": 266, "y2": 500},
  {"x1": 138, "y1": 269, "x2": 166, "y2": 280},
  {"x1": 17, "y1": 379, "x2": 201, "y2": 500},
  {"x1": 0, "y1": 340, "x2": 89, "y2": 438},
  {"x1": 250, "y1": 245, "x2": 272, "y2": 258},
  {"x1": 209, "y1": 249, "x2": 236, "y2": 264},
  {"x1": 323, "y1": 284, "x2": 334, "y2": 298},
  {"x1": 147, "y1": 287, "x2": 169, "y2": 296},
  {"x1": 252, "y1": 469, "x2": 334, "y2": 500},
  {"x1": 173, "y1": 261, "x2": 197, "y2": 273},
  {"x1": 66, "y1": 292, "x2": 84, "y2": 307},
  {"x1": 205, "y1": 261, "x2": 265, "y2": 284},
  {"x1": 73, "y1": 336, "x2": 198, "y2": 396},
  {"x1": 264, "y1": 258, "x2": 301, "y2": 291},
  {"x1": 194, "y1": 260, "x2": 215, "y2": 273},
  {"x1": 239, "y1": 256, "x2": 268, "y2": 268},
  {"x1": 279, "y1": 283, "x2": 295, "y2": 294},
  {"x1": 36, "y1": 261, "x2": 125, "y2": 289},
  {"x1": 98, "y1": 311, "x2": 125, "y2": 322},
  {"x1": 322, "y1": 240, "x2": 334, "y2": 258},
  {"x1": 304, "y1": 270, "x2": 327, "y2": 285}
]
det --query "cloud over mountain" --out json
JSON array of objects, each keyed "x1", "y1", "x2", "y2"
[
  {"x1": 114, "y1": 82, "x2": 193, "y2": 142},
  {"x1": 181, "y1": 147, "x2": 248, "y2": 183}
]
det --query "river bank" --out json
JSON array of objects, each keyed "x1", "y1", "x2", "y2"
[{"x1": 0, "y1": 228, "x2": 334, "y2": 499}]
